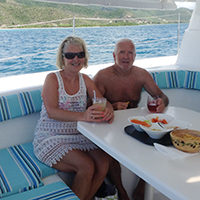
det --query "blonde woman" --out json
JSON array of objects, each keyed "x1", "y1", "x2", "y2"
[{"x1": 33, "y1": 36, "x2": 114, "y2": 200}]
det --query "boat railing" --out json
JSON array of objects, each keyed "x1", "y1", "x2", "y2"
[{"x1": 0, "y1": 35, "x2": 178, "y2": 63}]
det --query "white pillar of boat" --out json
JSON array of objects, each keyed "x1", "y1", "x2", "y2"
[
  {"x1": 176, "y1": 0, "x2": 200, "y2": 70},
  {"x1": 177, "y1": 12, "x2": 180, "y2": 54}
]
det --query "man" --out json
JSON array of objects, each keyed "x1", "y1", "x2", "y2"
[{"x1": 93, "y1": 38, "x2": 169, "y2": 200}]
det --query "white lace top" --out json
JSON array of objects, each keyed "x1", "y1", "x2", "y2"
[{"x1": 33, "y1": 71, "x2": 97, "y2": 167}]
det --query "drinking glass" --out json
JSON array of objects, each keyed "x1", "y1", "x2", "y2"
[
  {"x1": 92, "y1": 97, "x2": 107, "y2": 119},
  {"x1": 147, "y1": 95, "x2": 158, "y2": 112},
  {"x1": 92, "y1": 97, "x2": 106, "y2": 111}
]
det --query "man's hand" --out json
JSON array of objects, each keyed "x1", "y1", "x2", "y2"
[
  {"x1": 156, "y1": 98, "x2": 166, "y2": 113},
  {"x1": 112, "y1": 102, "x2": 129, "y2": 110}
]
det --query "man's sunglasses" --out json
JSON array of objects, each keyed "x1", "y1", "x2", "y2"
[{"x1": 62, "y1": 51, "x2": 85, "y2": 59}]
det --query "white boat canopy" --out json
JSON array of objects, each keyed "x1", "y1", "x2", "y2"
[
  {"x1": 33, "y1": 0, "x2": 178, "y2": 10},
  {"x1": 32, "y1": 0, "x2": 197, "y2": 10}
]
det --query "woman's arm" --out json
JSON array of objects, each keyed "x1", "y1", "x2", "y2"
[{"x1": 83, "y1": 74, "x2": 114, "y2": 123}]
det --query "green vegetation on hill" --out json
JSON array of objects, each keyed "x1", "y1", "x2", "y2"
[{"x1": 0, "y1": 0, "x2": 193, "y2": 28}]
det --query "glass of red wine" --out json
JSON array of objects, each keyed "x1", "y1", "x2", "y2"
[{"x1": 147, "y1": 95, "x2": 159, "y2": 113}]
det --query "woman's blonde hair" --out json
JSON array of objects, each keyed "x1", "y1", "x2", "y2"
[{"x1": 56, "y1": 36, "x2": 89, "y2": 69}]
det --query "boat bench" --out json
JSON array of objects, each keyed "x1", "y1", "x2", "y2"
[
  {"x1": 138, "y1": 69, "x2": 200, "y2": 112},
  {"x1": 0, "y1": 70, "x2": 199, "y2": 123},
  {"x1": 0, "y1": 89, "x2": 79, "y2": 199},
  {"x1": 0, "y1": 69, "x2": 200, "y2": 199},
  {"x1": 150, "y1": 70, "x2": 200, "y2": 90},
  {"x1": 3, "y1": 181, "x2": 78, "y2": 200},
  {"x1": 0, "y1": 142, "x2": 79, "y2": 199}
]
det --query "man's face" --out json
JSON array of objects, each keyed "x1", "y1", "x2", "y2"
[{"x1": 113, "y1": 41, "x2": 136, "y2": 70}]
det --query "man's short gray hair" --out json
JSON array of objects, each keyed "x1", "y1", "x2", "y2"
[{"x1": 114, "y1": 38, "x2": 136, "y2": 54}]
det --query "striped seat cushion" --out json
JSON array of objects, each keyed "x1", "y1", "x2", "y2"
[
  {"x1": 0, "y1": 89, "x2": 42, "y2": 122},
  {"x1": 0, "y1": 146, "x2": 43, "y2": 198},
  {"x1": 150, "y1": 70, "x2": 200, "y2": 90},
  {"x1": 3, "y1": 181, "x2": 79, "y2": 200},
  {"x1": 1, "y1": 70, "x2": 200, "y2": 123},
  {"x1": 0, "y1": 143, "x2": 58, "y2": 198},
  {"x1": 20, "y1": 143, "x2": 58, "y2": 178},
  {"x1": 184, "y1": 70, "x2": 200, "y2": 90},
  {"x1": 150, "y1": 70, "x2": 186, "y2": 89}
]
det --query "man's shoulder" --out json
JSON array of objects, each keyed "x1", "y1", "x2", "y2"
[
  {"x1": 133, "y1": 66, "x2": 150, "y2": 75},
  {"x1": 93, "y1": 66, "x2": 113, "y2": 86},
  {"x1": 100, "y1": 65, "x2": 113, "y2": 72},
  {"x1": 95, "y1": 66, "x2": 113, "y2": 77}
]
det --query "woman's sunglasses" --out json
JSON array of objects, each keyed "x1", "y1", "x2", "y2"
[{"x1": 62, "y1": 51, "x2": 85, "y2": 59}]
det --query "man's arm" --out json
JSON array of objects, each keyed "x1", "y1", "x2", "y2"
[{"x1": 141, "y1": 69, "x2": 169, "y2": 112}]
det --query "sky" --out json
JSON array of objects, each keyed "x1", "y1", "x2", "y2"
[{"x1": 175, "y1": 1, "x2": 196, "y2": 10}]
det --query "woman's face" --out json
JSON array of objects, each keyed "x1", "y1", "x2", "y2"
[{"x1": 62, "y1": 44, "x2": 85, "y2": 73}]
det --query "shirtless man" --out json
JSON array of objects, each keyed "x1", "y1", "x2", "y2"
[{"x1": 93, "y1": 38, "x2": 169, "y2": 200}]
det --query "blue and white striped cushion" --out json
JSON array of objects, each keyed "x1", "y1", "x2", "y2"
[
  {"x1": 20, "y1": 143, "x2": 58, "y2": 178},
  {"x1": 0, "y1": 146, "x2": 43, "y2": 198},
  {"x1": 150, "y1": 70, "x2": 185, "y2": 89},
  {"x1": 0, "y1": 142, "x2": 59, "y2": 198},
  {"x1": 1, "y1": 70, "x2": 200, "y2": 123},
  {"x1": 0, "y1": 89, "x2": 42, "y2": 122},
  {"x1": 183, "y1": 70, "x2": 200, "y2": 90},
  {"x1": 3, "y1": 181, "x2": 79, "y2": 200}
]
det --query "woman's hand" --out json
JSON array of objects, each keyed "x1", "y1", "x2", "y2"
[
  {"x1": 83, "y1": 105, "x2": 114, "y2": 123},
  {"x1": 102, "y1": 107, "x2": 114, "y2": 124}
]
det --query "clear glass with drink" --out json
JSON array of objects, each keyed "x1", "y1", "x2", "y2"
[
  {"x1": 147, "y1": 95, "x2": 158, "y2": 113},
  {"x1": 92, "y1": 97, "x2": 107, "y2": 118},
  {"x1": 92, "y1": 97, "x2": 106, "y2": 111}
]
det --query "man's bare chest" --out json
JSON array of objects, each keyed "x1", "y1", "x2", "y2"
[{"x1": 104, "y1": 78, "x2": 142, "y2": 100}]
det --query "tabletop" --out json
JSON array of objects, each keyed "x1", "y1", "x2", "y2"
[{"x1": 77, "y1": 106, "x2": 200, "y2": 200}]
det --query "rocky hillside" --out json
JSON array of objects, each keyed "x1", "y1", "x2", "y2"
[{"x1": 0, "y1": 0, "x2": 193, "y2": 28}]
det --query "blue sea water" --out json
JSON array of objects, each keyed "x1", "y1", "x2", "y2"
[{"x1": 0, "y1": 23, "x2": 188, "y2": 78}]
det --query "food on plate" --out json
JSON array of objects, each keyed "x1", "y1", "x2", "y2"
[
  {"x1": 151, "y1": 116, "x2": 168, "y2": 124},
  {"x1": 182, "y1": 133, "x2": 200, "y2": 140},
  {"x1": 131, "y1": 119, "x2": 151, "y2": 127}
]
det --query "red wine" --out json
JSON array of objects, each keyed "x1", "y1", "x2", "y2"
[{"x1": 147, "y1": 102, "x2": 158, "y2": 112}]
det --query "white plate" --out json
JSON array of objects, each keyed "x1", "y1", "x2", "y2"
[
  {"x1": 165, "y1": 119, "x2": 191, "y2": 130},
  {"x1": 140, "y1": 123, "x2": 171, "y2": 139},
  {"x1": 140, "y1": 118, "x2": 192, "y2": 139},
  {"x1": 128, "y1": 116, "x2": 150, "y2": 132}
]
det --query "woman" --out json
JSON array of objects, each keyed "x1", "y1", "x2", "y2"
[{"x1": 33, "y1": 36, "x2": 114, "y2": 200}]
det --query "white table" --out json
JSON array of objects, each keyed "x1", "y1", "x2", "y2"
[{"x1": 77, "y1": 107, "x2": 200, "y2": 200}]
